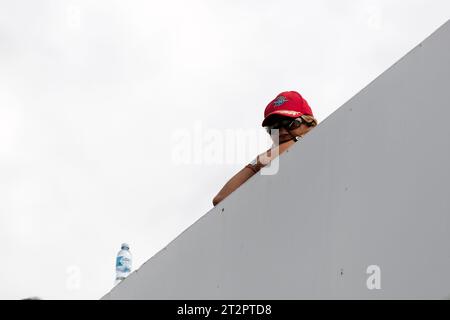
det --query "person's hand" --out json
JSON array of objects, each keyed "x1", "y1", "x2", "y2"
[
  {"x1": 278, "y1": 133, "x2": 296, "y2": 144},
  {"x1": 278, "y1": 137, "x2": 296, "y2": 153},
  {"x1": 257, "y1": 138, "x2": 296, "y2": 167}
]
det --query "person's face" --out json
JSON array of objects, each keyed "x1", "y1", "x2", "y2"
[{"x1": 266, "y1": 116, "x2": 314, "y2": 143}]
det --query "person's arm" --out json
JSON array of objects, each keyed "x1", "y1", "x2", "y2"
[
  {"x1": 212, "y1": 166, "x2": 256, "y2": 206},
  {"x1": 212, "y1": 138, "x2": 296, "y2": 206}
]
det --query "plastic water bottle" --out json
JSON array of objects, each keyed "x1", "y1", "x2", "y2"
[{"x1": 115, "y1": 243, "x2": 132, "y2": 285}]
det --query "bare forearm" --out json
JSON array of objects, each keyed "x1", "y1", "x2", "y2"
[
  {"x1": 212, "y1": 138, "x2": 296, "y2": 206},
  {"x1": 212, "y1": 167, "x2": 255, "y2": 206}
]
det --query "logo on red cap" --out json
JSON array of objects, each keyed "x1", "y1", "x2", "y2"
[{"x1": 273, "y1": 95, "x2": 288, "y2": 107}]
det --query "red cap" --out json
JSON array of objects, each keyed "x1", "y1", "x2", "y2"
[{"x1": 262, "y1": 91, "x2": 313, "y2": 127}]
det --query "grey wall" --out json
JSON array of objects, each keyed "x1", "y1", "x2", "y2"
[{"x1": 102, "y1": 20, "x2": 450, "y2": 300}]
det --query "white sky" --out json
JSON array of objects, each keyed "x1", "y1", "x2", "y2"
[{"x1": 0, "y1": 0, "x2": 448, "y2": 300}]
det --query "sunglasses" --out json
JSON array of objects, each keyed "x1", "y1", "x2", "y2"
[{"x1": 265, "y1": 117, "x2": 305, "y2": 135}]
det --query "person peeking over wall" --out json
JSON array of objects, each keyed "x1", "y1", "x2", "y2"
[{"x1": 212, "y1": 91, "x2": 318, "y2": 206}]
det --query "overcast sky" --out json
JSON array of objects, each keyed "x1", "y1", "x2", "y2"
[{"x1": 0, "y1": 0, "x2": 449, "y2": 300}]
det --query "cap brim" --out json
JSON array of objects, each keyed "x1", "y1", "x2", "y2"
[{"x1": 261, "y1": 110, "x2": 303, "y2": 127}]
